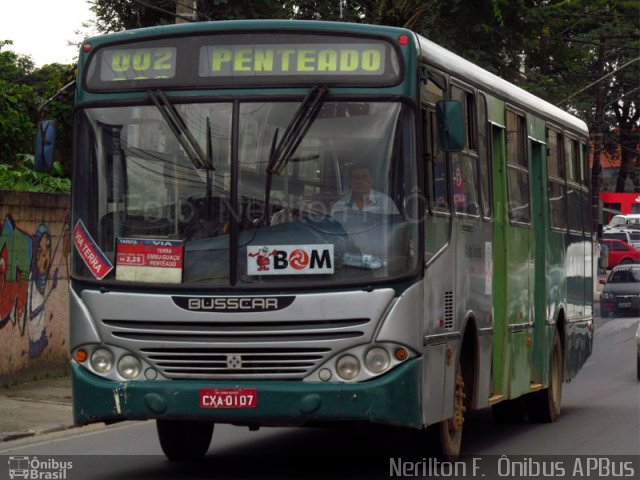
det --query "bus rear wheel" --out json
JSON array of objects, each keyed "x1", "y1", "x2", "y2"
[
  {"x1": 525, "y1": 330, "x2": 563, "y2": 423},
  {"x1": 156, "y1": 419, "x2": 214, "y2": 461}
]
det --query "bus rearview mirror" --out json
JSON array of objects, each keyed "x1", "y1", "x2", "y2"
[{"x1": 34, "y1": 120, "x2": 57, "y2": 172}]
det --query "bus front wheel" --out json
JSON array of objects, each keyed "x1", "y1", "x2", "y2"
[
  {"x1": 421, "y1": 362, "x2": 466, "y2": 460},
  {"x1": 440, "y1": 366, "x2": 466, "y2": 458},
  {"x1": 156, "y1": 419, "x2": 214, "y2": 461},
  {"x1": 525, "y1": 330, "x2": 563, "y2": 423}
]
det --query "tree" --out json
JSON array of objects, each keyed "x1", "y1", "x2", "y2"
[
  {"x1": 28, "y1": 63, "x2": 76, "y2": 175},
  {"x1": 0, "y1": 40, "x2": 74, "y2": 181},
  {"x1": 90, "y1": 0, "x2": 287, "y2": 31},
  {"x1": 0, "y1": 41, "x2": 36, "y2": 167},
  {"x1": 540, "y1": 0, "x2": 640, "y2": 193}
]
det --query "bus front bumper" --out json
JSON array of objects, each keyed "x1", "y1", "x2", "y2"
[{"x1": 71, "y1": 358, "x2": 422, "y2": 429}]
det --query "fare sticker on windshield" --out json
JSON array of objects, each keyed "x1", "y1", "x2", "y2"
[
  {"x1": 116, "y1": 238, "x2": 184, "y2": 284},
  {"x1": 247, "y1": 244, "x2": 334, "y2": 275},
  {"x1": 73, "y1": 220, "x2": 114, "y2": 280}
]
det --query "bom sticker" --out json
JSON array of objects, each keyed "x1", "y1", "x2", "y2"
[{"x1": 247, "y1": 244, "x2": 334, "y2": 275}]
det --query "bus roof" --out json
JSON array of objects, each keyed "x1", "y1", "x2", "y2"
[
  {"x1": 82, "y1": 19, "x2": 409, "y2": 47},
  {"x1": 416, "y1": 35, "x2": 589, "y2": 137}
]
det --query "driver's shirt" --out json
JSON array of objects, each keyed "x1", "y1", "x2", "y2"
[{"x1": 331, "y1": 189, "x2": 399, "y2": 215}]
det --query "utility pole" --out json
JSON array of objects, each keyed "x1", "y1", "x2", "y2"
[
  {"x1": 591, "y1": 31, "x2": 606, "y2": 231},
  {"x1": 176, "y1": 0, "x2": 197, "y2": 24}
]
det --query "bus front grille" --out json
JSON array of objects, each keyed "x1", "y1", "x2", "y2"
[
  {"x1": 101, "y1": 318, "x2": 370, "y2": 379},
  {"x1": 140, "y1": 347, "x2": 331, "y2": 377}
]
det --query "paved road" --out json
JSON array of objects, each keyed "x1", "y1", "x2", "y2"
[{"x1": 1, "y1": 314, "x2": 638, "y2": 479}]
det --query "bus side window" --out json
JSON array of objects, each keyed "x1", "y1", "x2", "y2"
[
  {"x1": 506, "y1": 110, "x2": 531, "y2": 224},
  {"x1": 547, "y1": 128, "x2": 567, "y2": 231},
  {"x1": 421, "y1": 73, "x2": 451, "y2": 263},
  {"x1": 565, "y1": 137, "x2": 582, "y2": 233},
  {"x1": 423, "y1": 108, "x2": 450, "y2": 213},
  {"x1": 451, "y1": 85, "x2": 480, "y2": 216},
  {"x1": 477, "y1": 93, "x2": 492, "y2": 220}
]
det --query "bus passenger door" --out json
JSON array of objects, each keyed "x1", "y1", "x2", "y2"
[
  {"x1": 491, "y1": 109, "x2": 535, "y2": 401},
  {"x1": 421, "y1": 100, "x2": 456, "y2": 425}
]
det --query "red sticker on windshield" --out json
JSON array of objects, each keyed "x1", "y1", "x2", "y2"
[{"x1": 73, "y1": 220, "x2": 113, "y2": 280}]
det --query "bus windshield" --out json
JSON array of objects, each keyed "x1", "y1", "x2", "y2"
[{"x1": 73, "y1": 99, "x2": 419, "y2": 288}]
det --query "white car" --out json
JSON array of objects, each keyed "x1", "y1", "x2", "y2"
[{"x1": 606, "y1": 214, "x2": 640, "y2": 230}]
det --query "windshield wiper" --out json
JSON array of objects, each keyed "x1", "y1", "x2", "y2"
[
  {"x1": 267, "y1": 86, "x2": 328, "y2": 175},
  {"x1": 148, "y1": 89, "x2": 213, "y2": 170},
  {"x1": 261, "y1": 86, "x2": 328, "y2": 224}
]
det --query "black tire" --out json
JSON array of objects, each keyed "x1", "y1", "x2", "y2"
[
  {"x1": 421, "y1": 363, "x2": 466, "y2": 460},
  {"x1": 525, "y1": 330, "x2": 563, "y2": 423},
  {"x1": 156, "y1": 419, "x2": 214, "y2": 461},
  {"x1": 492, "y1": 398, "x2": 526, "y2": 424}
]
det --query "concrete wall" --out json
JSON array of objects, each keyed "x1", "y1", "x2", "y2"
[{"x1": 0, "y1": 191, "x2": 71, "y2": 383}]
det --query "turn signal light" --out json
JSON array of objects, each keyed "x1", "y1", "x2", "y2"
[
  {"x1": 394, "y1": 347, "x2": 408, "y2": 361},
  {"x1": 75, "y1": 349, "x2": 88, "y2": 363}
]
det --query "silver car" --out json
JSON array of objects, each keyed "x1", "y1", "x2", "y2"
[{"x1": 599, "y1": 264, "x2": 640, "y2": 318}]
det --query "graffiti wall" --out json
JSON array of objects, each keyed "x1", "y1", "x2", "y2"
[{"x1": 0, "y1": 191, "x2": 70, "y2": 382}]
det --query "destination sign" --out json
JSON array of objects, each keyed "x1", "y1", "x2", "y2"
[
  {"x1": 86, "y1": 33, "x2": 401, "y2": 90},
  {"x1": 198, "y1": 44, "x2": 385, "y2": 77},
  {"x1": 99, "y1": 47, "x2": 177, "y2": 82}
]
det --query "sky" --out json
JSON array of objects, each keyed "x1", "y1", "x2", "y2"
[{"x1": 0, "y1": 0, "x2": 97, "y2": 67}]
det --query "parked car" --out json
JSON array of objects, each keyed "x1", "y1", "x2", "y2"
[
  {"x1": 603, "y1": 229, "x2": 640, "y2": 250},
  {"x1": 599, "y1": 264, "x2": 640, "y2": 318},
  {"x1": 602, "y1": 239, "x2": 640, "y2": 268},
  {"x1": 605, "y1": 213, "x2": 640, "y2": 230}
]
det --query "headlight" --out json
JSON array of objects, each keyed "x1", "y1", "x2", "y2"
[
  {"x1": 91, "y1": 348, "x2": 114, "y2": 373},
  {"x1": 365, "y1": 347, "x2": 390, "y2": 374},
  {"x1": 601, "y1": 292, "x2": 614, "y2": 300},
  {"x1": 117, "y1": 355, "x2": 142, "y2": 379},
  {"x1": 336, "y1": 354, "x2": 360, "y2": 380}
]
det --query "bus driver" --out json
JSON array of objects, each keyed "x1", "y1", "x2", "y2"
[{"x1": 331, "y1": 163, "x2": 399, "y2": 216}]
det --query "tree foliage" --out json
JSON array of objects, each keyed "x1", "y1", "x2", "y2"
[
  {"x1": 7, "y1": 0, "x2": 634, "y2": 194},
  {"x1": 0, "y1": 156, "x2": 71, "y2": 194},
  {"x1": 0, "y1": 40, "x2": 74, "y2": 190},
  {"x1": 0, "y1": 41, "x2": 35, "y2": 168}
]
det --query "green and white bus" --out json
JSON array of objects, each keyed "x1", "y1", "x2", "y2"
[{"x1": 64, "y1": 20, "x2": 593, "y2": 460}]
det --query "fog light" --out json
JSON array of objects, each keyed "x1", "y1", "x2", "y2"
[
  {"x1": 336, "y1": 354, "x2": 360, "y2": 380},
  {"x1": 318, "y1": 368, "x2": 332, "y2": 382},
  {"x1": 117, "y1": 355, "x2": 142, "y2": 379},
  {"x1": 365, "y1": 347, "x2": 390, "y2": 374},
  {"x1": 91, "y1": 348, "x2": 113, "y2": 373}
]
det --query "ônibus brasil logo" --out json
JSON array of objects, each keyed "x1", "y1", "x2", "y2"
[
  {"x1": 8, "y1": 456, "x2": 73, "y2": 479},
  {"x1": 247, "y1": 244, "x2": 334, "y2": 275}
]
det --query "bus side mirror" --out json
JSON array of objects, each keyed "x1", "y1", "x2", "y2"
[
  {"x1": 34, "y1": 120, "x2": 57, "y2": 172},
  {"x1": 436, "y1": 100, "x2": 464, "y2": 152}
]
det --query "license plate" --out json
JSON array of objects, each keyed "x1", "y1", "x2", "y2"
[
  {"x1": 199, "y1": 388, "x2": 257, "y2": 409},
  {"x1": 618, "y1": 302, "x2": 631, "y2": 308}
]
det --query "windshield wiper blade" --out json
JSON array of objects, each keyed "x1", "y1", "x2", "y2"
[
  {"x1": 268, "y1": 85, "x2": 328, "y2": 175},
  {"x1": 260, "y1": 86, "x2": 328, "y2": 225},
  {"x1": 148, "y1": 89, "x2": 212, "y2": 170}
]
